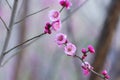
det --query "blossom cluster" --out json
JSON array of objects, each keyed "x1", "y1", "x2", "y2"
[
  {"x1": 81, "y1": 45, "x2": 95, "y2": 75},
  {"x1": 55, "y1": 33, "x2": 77, "y2": 56},
  {"x1": 44, "y1": 0, "x2": 72, "y2": 34},
  {"x1": 43, "y1": 0, "x2": 110, "y2": 80},
  {"x1": 102, "y1": 70, "x2": 110, "y2": 79},
  {"x1": 81, "y1": 46, "x2": 110, "y2": 79},
  {"x1": 81, "y1": 45, "x2": 95, "y2": 60},
  {"x1": 44, "y1": 0, "x2": 76, "y2": 57}
]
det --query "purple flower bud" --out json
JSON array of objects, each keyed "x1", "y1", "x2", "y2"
[{"x1": 88, "y1": 45, "x2": 95, "y2": 54}]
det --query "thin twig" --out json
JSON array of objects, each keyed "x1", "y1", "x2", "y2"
[
  {"x1": 62, "y1": 0, "x2": 88, "y2": 23},
  {"x1": 0, "y1": 0, "x2": 19, "y2": 65},
  {"x1": 0, "y1": 51, "x2": 17, "y2": 68},
  {"x1": 74, "y1": 55, "x2": 106, "y2": 80},
  {"x1": 14, "y1": 7, "x2": 49, "y2": 24},
  {"x1": 0, "y1": 17, "x2": 9, "y2": 31},
  {"x1": 3, "y1": 33, "x2": 45, "y2": 55},
  {"x1": 59, "y1": 7, "x2": 64, "y2": 13},
  {"x1": 0, "y1": 33, "x2": 45, "y2": 67},
  {"x1": 0, "y1": 37, "x2": 40, "y2": 68},
  {"x1": 6, "y1": 0, "x2": 12, "y2": 10}
]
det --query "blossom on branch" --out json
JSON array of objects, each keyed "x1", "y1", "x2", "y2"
[
  {"x1": 81, "y1": 62, "x2": 93, "y2": 75},
  {"x1": 81, "y1": 48, "x2": 87, "y2": 54},
  {"x1": 55, "y1": 33, "x2": 67, "y2": 45},
  {"x1": 64, "y1": 43, "x2": 76, "y2": 56},
  {"x1": 59, "y1": 0, "x2": 72, "y2": 9},
  {"x1": 48, "y1": 10, "x2": 60, "y2": 21},
  {"x1": 52, "y1": 20, "x2": 61, "y2": 31},
  {"x1": 88, "y1": 45, "x2": 95, "y2": 54}
]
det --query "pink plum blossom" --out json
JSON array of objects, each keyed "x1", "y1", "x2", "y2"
[
  {"x1": 81, "y1": 62, "x2": 93, "y2": 75},
  {"x1": 82, "y1": 69, "x2": 90, "y2": 75},
  {"x1": 88, "y1": 45, "x2": 95, "y2": 54},
  {"x1": 52, "y1": 20, "x2": 61, "y2": 31},
  {"x1": 59, "y1": 0, "x2": 72, "y2": 9},
  {"x1": 55, "y1": 33, "x2": 67, "y2": 45},
  {"x1": 48, "y1": 10, "x2": 60, "y2": 21},
  {"x1": 64, "y1": 43, "x2": 76, "y2": 56}
]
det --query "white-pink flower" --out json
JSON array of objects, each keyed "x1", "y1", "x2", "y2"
[
  {"x1": 52, "y1": 20, "x2": 61, "y2": 31},
  {"x1": 48, "y1": 10, "x2": 60, "y2": 21},
  {"x1": 59, "y1": 0, "x2": 72, "y2": 9},
  {"x1": 64, "y1": 43, "x2": 76, "y2": 56},
  {"x1": 81, "y1": 62, "x2": 93, "y2": 75},
  {"x1": 55, "y1": 33, "x2": 67, "y2": 45}
]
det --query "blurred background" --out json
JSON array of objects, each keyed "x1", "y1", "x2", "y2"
[{"x1": 0, "y1": 0, "x2": 120, "y2": 80}]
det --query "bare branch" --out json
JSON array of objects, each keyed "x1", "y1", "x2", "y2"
[
  {"x1": 0, "y1": 17, "x2": 9, "y2": 31},
  {"x1": 0, "y1": 36, "x2": 40, "y2": 67},
  {"x1": 3, "y1": 33, "x2": 45, "y2": 55},
  {"x1": 14, "y1": 7, "x2": 49, "y2": 24},
  {"x1": 0, "y1": 0, "x2": 19, "y2": 65},
  {"x1": 6, "y1": 0, "x2": 12, "y2": 10},
  {"x1": 62, "y1": 0, "x2": 88, "y2": 23}
]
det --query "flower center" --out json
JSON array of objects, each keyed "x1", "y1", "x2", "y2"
[
  {"x1": 58, "y1": 35, "x2": 63, "y2": 41},
  {"x1": 53, "y1": 12, "x2": 59, "y2": 18},
  {"x1": 67, "y1": 47, "x2": 72, "y2": 52}
]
